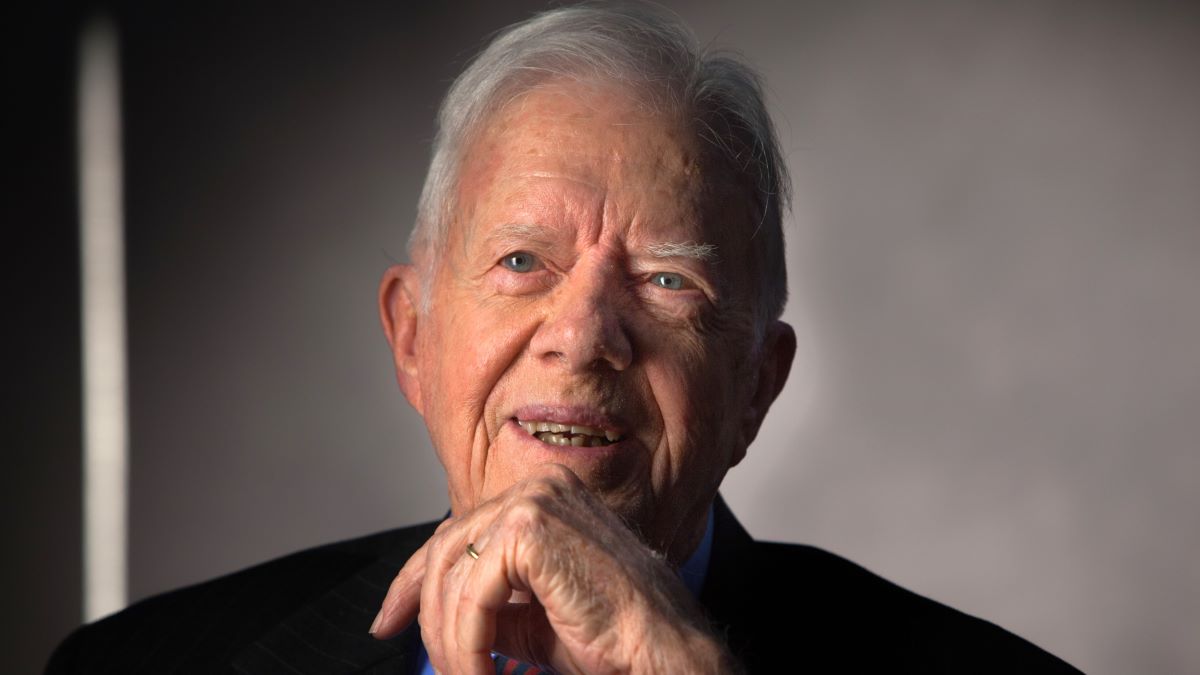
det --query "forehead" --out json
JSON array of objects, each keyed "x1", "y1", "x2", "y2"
[
  {"x1": 452, "y1": 82, "x2": 745, "y2": 247},
  {"x1": 476, "y1": 82, "x2": 700, "y2": 182}
]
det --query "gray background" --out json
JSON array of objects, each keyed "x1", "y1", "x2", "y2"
[{"x1": 12, "y1": 1, "x2": 1199, "y2": 672}]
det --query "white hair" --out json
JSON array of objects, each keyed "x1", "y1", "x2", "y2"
[{"x1": 409, "y1": 2, "x2": 790, "y2": 323}]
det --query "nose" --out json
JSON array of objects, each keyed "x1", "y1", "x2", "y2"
[{"x1": 529, "y1": 255, "x2": 633, "y2": 372}]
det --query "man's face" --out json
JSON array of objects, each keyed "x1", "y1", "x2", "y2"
[{"x1": 383, "y1": 82, "x2": 792, "y2": 562}]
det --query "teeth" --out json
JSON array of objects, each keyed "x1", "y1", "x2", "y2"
[
  {"x1": 531, "y1": 432, "x2": 616, "y2": 447},
  {"x1": 517, "y1": 418, "x2": 623, "y2": 446}
]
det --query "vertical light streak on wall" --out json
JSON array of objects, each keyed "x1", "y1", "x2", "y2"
[{"x1": 78, "y1": 15, "x2": 128, "y2": 621}]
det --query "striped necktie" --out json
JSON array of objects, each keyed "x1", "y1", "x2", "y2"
[{"x1": 493, "y1": 653, "x2": 547, "y2": 674}]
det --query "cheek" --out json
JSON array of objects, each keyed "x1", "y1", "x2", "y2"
[
  {"x1": 420, "y1": 301, "x2": 535, "y2": 435},
  {"x1": 640, "y1": 329, "x2": 739, "y2": 468}
]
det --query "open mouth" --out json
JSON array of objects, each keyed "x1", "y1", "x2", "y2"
[{"x1": 515, "y1": 418, "x2": 623, "y2": 447}]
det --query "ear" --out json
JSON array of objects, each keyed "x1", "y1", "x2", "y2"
[
  {"x1": 732, "y1": 320, "x2": 796, "y2": 467},
  {"x1": 378, "y1": 264, "x2": 424, "y2": 415}
]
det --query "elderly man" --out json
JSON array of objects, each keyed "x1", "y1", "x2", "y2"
[{"x1": 49, "y1": 5, "x2": 1078, "y2": 674}]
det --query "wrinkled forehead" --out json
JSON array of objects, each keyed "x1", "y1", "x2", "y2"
[{"x1": 450, "y1": 81, "x2": 756, "y2": 253}]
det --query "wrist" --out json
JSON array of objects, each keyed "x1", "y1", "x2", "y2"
[{"x1": 625, "y1": 612, "x2": 742, "y2": 674}]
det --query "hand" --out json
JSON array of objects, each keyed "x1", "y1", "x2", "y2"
[{"x1": 369, "y1": 463, "x2": 738, "y2": 674}]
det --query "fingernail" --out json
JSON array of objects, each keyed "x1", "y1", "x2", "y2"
[{"x1": 368, "y1": 608, "x2": 384, "y2": 636}]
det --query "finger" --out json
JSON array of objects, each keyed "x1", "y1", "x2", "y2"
[
  {"x1": 422, "y1": 511, "x2": 500, "y2": 669},
  {"x1": 437, "y1": 516, "x2": 509, "y2": 674},
  {"x1": 440, "y1": 546, "x2": 498, "y2": 675},
  {"x1": 490, "y1": 601, "x2": 554, "y2": 663},
  {"x1": 435, "y1": 542, "x2": 468, "y2": 673},
  {"x1": 373, "y1": 517, "x2": 461, "y2": 639},
  {"x1": 454, "y1": 539, "x2": 523, "y2": 671},
  {"x1": 420, "y1": 524, "x2": 460, "y2": 665},
  {"x1": 370, "y1": 538, "x2": 431, "y2": 639}
]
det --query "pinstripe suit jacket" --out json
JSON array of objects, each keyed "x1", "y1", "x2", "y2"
[{"x1": 46, "y1": 497, "x2": 1079, "y2": 673}]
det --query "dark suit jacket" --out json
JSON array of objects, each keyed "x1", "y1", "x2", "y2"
[{"x1": 46, "y1": 497, "x2": 1080, "y2": 673}]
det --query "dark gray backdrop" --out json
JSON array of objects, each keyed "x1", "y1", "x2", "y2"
[{"x1": 10, "y1": 1, "x2": 1199, "y2": 673}]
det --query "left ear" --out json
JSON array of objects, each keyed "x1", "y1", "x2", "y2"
[{"x1": 732, "y1": 319, "x2": 796, "y2": 466}]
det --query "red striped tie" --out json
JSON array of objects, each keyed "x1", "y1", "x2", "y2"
[{"x1": 493, "y1": 653, "x2": 546, "y2": 674}]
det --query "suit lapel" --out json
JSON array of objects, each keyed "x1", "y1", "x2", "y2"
[
  {"x1": 701, "y1": 493, "x2": 757, "y2": 610},
  {"x1": 231, "y1": 524, "x2": 436, "y2": 674},
  {"x1": 700, "y1": 495, "x2": 762, "y2": 663}
]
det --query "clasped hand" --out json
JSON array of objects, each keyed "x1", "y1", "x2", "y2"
[{"x1": 369, "y1": 464, "x2": 736, "y2": 674}]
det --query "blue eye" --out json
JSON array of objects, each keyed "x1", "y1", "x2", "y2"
[
  {"x1": 651, "y1": 272, "x2": 686, "y2": 290},
  {"x1": 501, "y1": 252, "x2": 536, "y2": 272}
]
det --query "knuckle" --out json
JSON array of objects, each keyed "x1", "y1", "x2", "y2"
[
  {"x1": 424, "y1": 530, "x2": 456, "y2": 566},
  {"x1": 457, "y1": 585, "x2": 481, "y2": 615},
  {"x1": 427, "y1": 532, "x2": 454, "y2": 564},
  {"x1": 521, "y1": 466, "x2": 576, "y2": 501},
  {"x1": 502, "y1": 465, "x2": 588, "y2": 532},
  {"x1": 506, "y1": 494, "x2": 549, "y2": 532},
  {"x1": 540, "y1": 462, "x2": 583, "y2": 487}
]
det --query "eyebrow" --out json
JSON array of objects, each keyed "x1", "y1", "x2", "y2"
[
  {"x1": 491, "y1": 222, "x2": 555, "y2": 239},
  {"x1": 483, "y1": 225, "x2": 719, "y2": 263},
  {"x1": 479, "y1": 222, "x2": 560, "y2": 248},
  {"x1": 646, "y1": 241, "x2": 719, "y2": 262}
]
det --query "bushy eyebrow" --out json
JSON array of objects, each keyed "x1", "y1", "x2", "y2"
[
  {"x1": 482, "y1": 225, "x2": 718, "y2": 264},
  {"x1": 490, "y1": 222, "x2": 555, "y2": 239},
  {"x1": 646, "y1": 241, "x2": 719, "y2": 262},
  {"x1": 478, "y1": 222, "x2": 560, "y2": 249}
]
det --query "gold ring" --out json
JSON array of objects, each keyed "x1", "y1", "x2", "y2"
[{"x1": 466, "y1": 542, "x2": 480, "y2": 560}]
